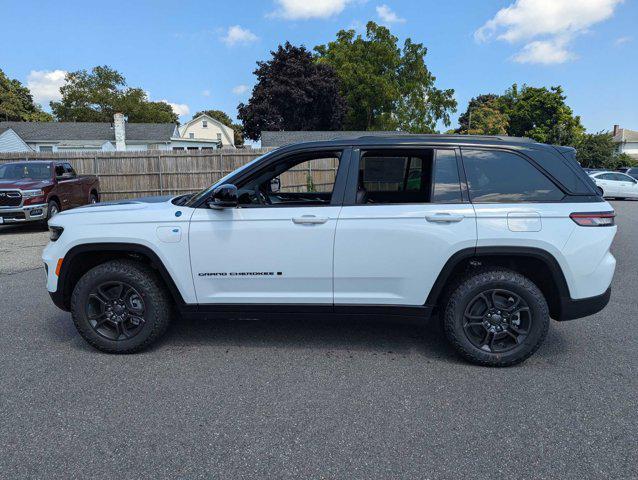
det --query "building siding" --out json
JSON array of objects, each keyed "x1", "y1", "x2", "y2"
[{"x1": 0, "y1": 129, "x2": 32, "y2": 152}]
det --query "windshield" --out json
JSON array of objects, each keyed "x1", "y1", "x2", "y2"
[
  {"x1": 184, "y1": 149, "x2": 278, "y2": 207},
  {"x1": 0, "y1": 163, "x2": 52, "y2": 181}
]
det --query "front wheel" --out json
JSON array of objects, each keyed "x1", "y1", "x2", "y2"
[
  {"x1": 70, "y1": 260, "x2": 172, "y2": 353},
  {"x1": 443, "y1": 269, "x2": 550, "y2": 367}
]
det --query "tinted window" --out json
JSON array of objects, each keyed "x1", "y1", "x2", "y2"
[
  {"x1": 55, "y1": 165, "x2": 65, "y2": 177},
  {"x1": 432, "y1": 150, "x2": 462, "y2": 203},
  {"x1": 463, "y1": 149, "x2": 564, "y2": 203},
  {"x1": 597, "y1": 173, "x2": 615, "y2": 180},
  {"x1": 357, "y1": 150, "x2": 433, "y2": 204}
]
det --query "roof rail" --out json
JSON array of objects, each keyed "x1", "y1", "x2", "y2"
[{"x1": 350, "y1": 134, "x2": 536, "y2": 143}]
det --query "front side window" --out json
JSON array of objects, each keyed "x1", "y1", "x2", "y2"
[
  {"x1": 463, "y1": 149, "x2": 564, "y2": 203},
  {"x1": 237, "y1": 152, "x2": 341, "y2": 207},
  {"x1": 355, "y1": 149, "x2": 462, "y2": 204}
]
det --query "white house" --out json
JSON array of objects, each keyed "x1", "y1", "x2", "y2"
[
  {"x1": 0, "y1": 113, "x2": 220, "y2": 153},
  {"x1": 178, "y1": 114, "x2": 235, "y2": 148},
  {"x1": 613, "y1": 125, "x2": 638, "y2": 158}
]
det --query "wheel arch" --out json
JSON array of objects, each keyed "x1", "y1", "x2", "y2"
[
  {"x1": 55, "y1": 243, "x2": 185, "y2": 311},
  {"x1": 426, "y1": 246, "x2": 570, "y2": 320}
]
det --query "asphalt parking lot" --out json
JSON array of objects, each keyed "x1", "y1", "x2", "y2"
[{"x1": 1, "y1": 203, "x2": 636, "y2": 479}]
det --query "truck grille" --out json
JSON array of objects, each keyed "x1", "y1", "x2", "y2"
[{"x1": 0, "y1": 190, "x2": 22, "y2": 207}]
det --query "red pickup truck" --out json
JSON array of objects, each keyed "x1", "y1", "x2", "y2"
[{"x1": 0, "y1": 161, "x2": 99, "y2": 224}]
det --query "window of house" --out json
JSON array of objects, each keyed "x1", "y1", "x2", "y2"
[
  {"x1": 189, "y1": 133, "x2": 195, "y2": 139},
  {"x1": 39, "y1": 146, "x2": 53, "y2": 152},
  {"x1": 463, "y1": 149, "x2": 564, "y2": 203},
  {"x1": 355, "y1": 149, "x2": 462, "y2": 204},
  {"x1": 202, "y1": 120, "x2": 208, "y2": 128},
  {"x1": 237, "y1": 152, "x2": 341, "y2": 207}
]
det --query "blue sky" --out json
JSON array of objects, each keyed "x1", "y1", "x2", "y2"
[{"x1": 2, "y1": 0, "x2": 636, "y2": 133}]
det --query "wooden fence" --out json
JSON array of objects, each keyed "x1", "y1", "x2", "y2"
[{"x1": 0, "y1": 150, "x2": 273, "y2": 201}]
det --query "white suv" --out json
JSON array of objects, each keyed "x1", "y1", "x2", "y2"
[{"x1": 43, "y1": 136, "x2": 616, "y2": 366}]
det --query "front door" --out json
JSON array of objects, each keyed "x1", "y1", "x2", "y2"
[
  {"x1": 333, "y1": 148, "x2": 477, "y2": 306},
  {"x1": 189, "y1": 150, "x2": 347, "y2": 304}
]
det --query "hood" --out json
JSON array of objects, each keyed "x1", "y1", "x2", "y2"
[
  {"x1": 0, "y1": 179, "x2": 52, "y2": 190},
  {"x1": 51, "y1": 195, "x2": 186, "y2": 226}
]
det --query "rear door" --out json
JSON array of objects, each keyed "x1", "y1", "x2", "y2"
[
  {"x1": 333, "y1": 147, "x2": 476, "y2": 306},
  {"x1": 595, "y1": 173, "x2": 618, "y2": 196}
]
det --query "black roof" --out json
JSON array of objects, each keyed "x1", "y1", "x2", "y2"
[
  {"x1": 0, "y1": 121, "x2": 177, "y2": 142},
  {"x1": 266, "y1": 134, "x2": 542, "y2": 152}
]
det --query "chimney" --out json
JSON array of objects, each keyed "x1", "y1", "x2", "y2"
[
  {"x1": 613, "y1": 124, "x2": 620, "y2": 136},
  {"x1": 114, "y1": 113, "x2": 126, "y2": 151}
]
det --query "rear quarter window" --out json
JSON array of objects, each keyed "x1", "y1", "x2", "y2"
[{"x1": 462, "y1": 149, "x2": 565, "y2": 203}]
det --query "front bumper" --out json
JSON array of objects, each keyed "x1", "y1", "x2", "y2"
[{"x1": 0, "y1": 203, "x2": 48, "y2": 223}]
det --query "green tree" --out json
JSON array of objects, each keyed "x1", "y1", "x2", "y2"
[
  {"x1": 51, "y1": 66, "x2": 178, "y2": 123},
  {"x1": 456, "y1": 95, "x2": 509, "y2": 135},
  {"x1": 503, "y1": 84, "x2": 584, "y2": 145},
  {"x1": 315, "y1": 21, "x2": 456, "y2": 132},
  {"x1": 238, "y1": 42, "x2": 346, "y2": 141},
  {"x1": 193, "y1": 109, "x2": 244, "y2": 146},
  {"x1": 575, "y1": 132, "x2": 637, "y2": 169},
  {"x1": 0, "y1": 68, "x2": 53, "y2": 121}
]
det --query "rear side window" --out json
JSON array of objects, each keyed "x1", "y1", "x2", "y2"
[
  {"x1": 432, "y1": 150, "x2": 462, "y2": 203},
  {"x1": 462, "y1": 149, "x2": 564, "y2": 203},
  {"x1": 355, "y1": 149, "x2": 463, "y2": 204}
]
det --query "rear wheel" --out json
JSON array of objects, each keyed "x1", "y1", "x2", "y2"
[
  {"x1": 71, "y1": 260, "x2": 172, "y2": 353},
  {"x1": 443, "y1": 269, "x2": 550, "y2": 367}
]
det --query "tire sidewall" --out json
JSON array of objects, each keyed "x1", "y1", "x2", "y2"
[
  {"x1": 446, "y1": 272, "x2": 549, "y2": 365},
  {"x1": 71, "y1": 263, "x2": 166, "y2": 352}
]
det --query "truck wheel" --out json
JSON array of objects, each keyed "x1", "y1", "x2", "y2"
[
  {"x1": 47, "y1": 200, "x2": 60, "y2": 220},
  {"x1": 443, "y1": 269, "x2": 550, "y2": 367},
  {"x1": 70, "y1": 260, "x2": 172, "y2": 353}
]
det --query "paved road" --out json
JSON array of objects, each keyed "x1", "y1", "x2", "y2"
[{"x1": 1, "y1": 203, "x2": 636, "y2": 479}]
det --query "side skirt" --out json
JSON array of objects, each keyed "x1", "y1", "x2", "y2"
[{"x1": 177, "y1": 304, "x2": 434, "y2": 322}]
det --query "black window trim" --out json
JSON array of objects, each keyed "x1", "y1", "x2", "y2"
[
  {"x1": 459, "y1": 146, "x2": 569, "y2": 204},
  {"x1": 343, "y1": 146, "x2": 467, "y2": 206}
]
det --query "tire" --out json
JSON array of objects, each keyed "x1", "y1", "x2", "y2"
[
  {"x1": 70, "y1": 259, "x2": 172, "y2": 353},
  {"x1": 46, "y1": 199, "x2": 60, "y2": 220},
  {"x1": 443, "y1": 268, "x2": 550, "y2": 367}
]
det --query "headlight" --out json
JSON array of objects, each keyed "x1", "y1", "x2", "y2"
[
  {"x1": 49, "y1": 226, "x2": 64, "y2": 241},
  {"x1": 22, "y1": 189, "x2": 45, "y2": 198}
]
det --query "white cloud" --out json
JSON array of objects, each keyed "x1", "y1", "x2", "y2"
[
  {"x1": 221, "y1": 25, "x2": 258, "y2": 46},
  {"x1": 232, "y1": 84, "x2": 249, "y2": 95},
  {"x1": 475, "y1": 0, "x2": 624, "y2": 64},
  {"x1": 376, "y1": 4, "x2": 405, "y2": 24},
  {"x1": 202, "y1": 89, "x2": 211, "y2": 97},
  {"x1": 26, "y1": 69, "x2": 67, "y2": 106},
  {"x1": 270, "y1": 0, "x2": 352, "y2": 19},
  {"x1": 512, "y1": 37, "x2": 577, "y2": 64},
  {"x1": 615, "y1": 35, "x2": 632, "y2": 46},
  {"x1": 161, "y1": 100, "x2": 190, "y2": 117}
]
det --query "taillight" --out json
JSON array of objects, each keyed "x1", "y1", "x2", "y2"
[{"x1": 570, "y1": 212, "x2": 615, "y2": 227}]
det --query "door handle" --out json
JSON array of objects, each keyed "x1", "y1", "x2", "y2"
[
  {"x1": 425, "y1": 213, "x2": 464, "y2": 223},
  {"x1": 292, "y1": 215, "x2": 329, "y2": 225}
]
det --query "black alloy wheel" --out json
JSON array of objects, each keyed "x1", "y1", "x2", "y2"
[{"x1": 86, "y1": 281, "x2": 146, "y2": 341}]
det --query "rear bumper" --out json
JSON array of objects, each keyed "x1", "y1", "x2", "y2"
[
  {"x1": 0, "y1": 203, "x2": 48, "y2": 223},
  {"x1": 557, "y1": 287, "x2": 611, "y2": 321}
]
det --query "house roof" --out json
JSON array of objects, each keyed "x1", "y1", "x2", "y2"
[
  {"x1": 0, "y1": 121, "x2": 178, "y2": 143},
  {"x1": 260, "y1": 130, "x2": 412, "y2": 147},
  {"x1": 613, "y1": 128, "x2": 638, "y2": 143}
]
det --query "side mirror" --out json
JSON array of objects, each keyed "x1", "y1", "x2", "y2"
[
  {"x1": 207, "y1": 184, "x2": 238, "y2": 209},
  {"x1": 270, "y1": 177, "x2": 281, "y2": 193}
]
